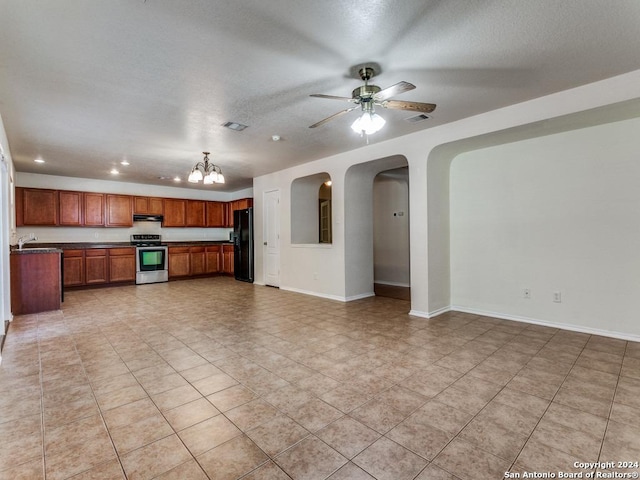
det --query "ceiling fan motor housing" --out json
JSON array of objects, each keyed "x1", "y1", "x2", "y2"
[{"x1": 352, "y1": 84, "x2": 381, "y2": 101}]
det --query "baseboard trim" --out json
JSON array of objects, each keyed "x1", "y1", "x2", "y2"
[
  {"x1": 345, "y1": 292, "x2": 376, "y2": 302},
  {"x1": 279, "y1": 286, "x2": 375, "y2": 303},
  {"x1": 452, "y1": 305, "x2": 640, "y2": 342},
  {"x1": 408, "y1": 306, "x2": 451, "y2": 319},
  {"x1": 374, "y1": 281, "x2": 411, "y2": 288}
]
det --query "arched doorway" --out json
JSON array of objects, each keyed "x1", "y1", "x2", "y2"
[{"x1": 344, "y1": 155, "x2": 409, "y2": 301}]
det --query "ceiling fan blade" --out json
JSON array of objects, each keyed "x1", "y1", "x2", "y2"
[
  {"x1": 309, "y1": 107, "x2": 356, "y2": 128},
  {"x1": 310, "y1": 94, "x2": 355, "y2": 102},
  {"x1": 380, "y1": 99, "x2": 436, "y2": 113},
  {"x1": 373, "y1": 81, "x2": 415, "y2": 101}
]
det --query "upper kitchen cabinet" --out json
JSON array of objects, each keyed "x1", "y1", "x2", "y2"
[
  {"x1": 186, "y1": 200, "x2": 206, "y2": 227},
  {"x1": 225, "y1": 198, "x2": 253, "y2": 227},
  {"x1": 105, "y1": 194, "x2": 133, "y2": 227},
  {"x1": 84, "y1": 192, "x2": 106, "y2": 226},
  {"x1": 163, "y1": 198, "x2": 186, "y2": 227},
  {"x1": 134, "y1": 196, "x2": 163, "y2": 215},
  {"x1": 59, "y1": 191, "x2": 105, "y2": 226},
  {"x1": 206, "y1": 201, "x2": 226, "y2": 227},
  {"x1": 20, "y1": 188, "x2": 59, "y2": 225},
  {"x1": 15, "y1": 186, "x2": 24, "y2": 226},
  {"x1": 58, "y1": 190, "x2": 83, "y2": 226}
]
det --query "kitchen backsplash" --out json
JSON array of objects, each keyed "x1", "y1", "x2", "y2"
[{"x1": 14, "y1": 224, "x2": 232, "y2": 244}]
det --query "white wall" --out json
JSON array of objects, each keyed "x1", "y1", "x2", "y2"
[
  {"x1": 252, "y1": 69, "x2": 640, "y2": 339},
  {"x1": 373, "y1": 168, "x2": 410, "y2": 286},
  {"x1": 450, "y1": 117, "x2": 640, "y2": 338}
]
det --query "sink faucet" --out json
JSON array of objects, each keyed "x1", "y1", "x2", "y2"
[{"x1": 18, "y1": 233, "x2": 38, "y2": 250}]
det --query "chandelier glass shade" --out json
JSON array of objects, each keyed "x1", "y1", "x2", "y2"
[{"x1": 188, "y1": 151, "x2": 225, "y2": 184}]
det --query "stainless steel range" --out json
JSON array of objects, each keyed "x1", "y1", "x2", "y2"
[{"x1": 130, "y1": 234, "x2": 168, "y2": 285}]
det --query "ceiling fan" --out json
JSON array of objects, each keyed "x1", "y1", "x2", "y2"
[{"x1": 309, "y1": 65, "x2": 436, "y2": 134}]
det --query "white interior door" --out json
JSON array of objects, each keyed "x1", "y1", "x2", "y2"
[{"x1": 264, "y1": 189, "x2": 280, "y2": 287}]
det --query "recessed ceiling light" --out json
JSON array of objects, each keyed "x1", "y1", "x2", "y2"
[
  {"x1": 120, "y1": 159, "x2": 130, "y2": 166},
  {"x1": 34, "y1": 158, "x2": 45, "y2": 163},
  {"x1": 223, "y1": 121, "x2": 248, "y2": 131},
  {"x1": 271, "y1": 135, "x2": 281, "y2": 142},
  {"x1": 110, "y1": 168, "x2": 119, "y2": 175},
  {"x1": 324, "y1": 180, "x2": 332, "y2": 186},
  {"x1": 173, "y1": 177, "x2": 181, "y2": 182}
]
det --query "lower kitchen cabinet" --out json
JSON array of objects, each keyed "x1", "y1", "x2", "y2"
[
  {"x1": 63, "y1": 243, "x2": 232, "y2": 287},
  {"x1": 63, "y1": 249, "x2": 85, "y2": 286},
  {"x1": 85, "y1": 249, "x2": 108, "y2": 284},
  {"x1": 205, "y1": 246, "x2": 221, "y2": 273},
  {"x1": 108, "y1": 247, "x2": 136, "y2": 283},
  {"x1": 168, "y1": 247, "x2": 191, "y2": 278},
  {"x1": 190, "y1": 247, "x2": 206, "y2": 275},
  {"x1": 63, "y1": 247, "x2": 136, "y2": 287},
  {"x1": 222, "y1": 244, "x2": 234, "y2": 274},
  {"x1": 168, "y1": 244, "x2": 233, "y2": 278}
]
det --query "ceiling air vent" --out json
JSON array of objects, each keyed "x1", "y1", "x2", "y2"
[
  {"x1": 223, "y1": 121, "x2": 249, "y2": 131},
  {"x1": 405, "y1": 114, "x2": 431, "y2": 124}
]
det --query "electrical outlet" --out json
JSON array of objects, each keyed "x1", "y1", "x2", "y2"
[
  {"x1": 553, "y1": 291, "x2": 562, "y2": 303},
  {"x1": 523, "y1": 289, "x2": 531, "y2": 299}
]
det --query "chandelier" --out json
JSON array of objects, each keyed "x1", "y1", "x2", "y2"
[{"x1": 188, "y1": 151, "x2": 225, "y2": 184}]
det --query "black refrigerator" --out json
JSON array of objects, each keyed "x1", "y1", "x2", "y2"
[{"x1": 233, "y1": 207, "x2": 254, "y2": 283}]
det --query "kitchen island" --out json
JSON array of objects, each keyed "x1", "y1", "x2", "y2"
[{"x1": 10, "y1": 248, "x2": 63, "y2": 314}]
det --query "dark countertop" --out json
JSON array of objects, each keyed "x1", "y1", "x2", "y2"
[
  {"x1": 11, "y1": 247, "x2": 63, "y2": 255},
  {"x1": 14, "y1": 241, "x2": 233, "y2": 250}
]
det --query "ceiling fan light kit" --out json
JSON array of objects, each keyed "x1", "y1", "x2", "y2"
[
  {"x1": 351, "y1": 111, "x2": 386, "y2": 135},
  {"x1": 188, "y1": 151, "x2": 225, "y2": 185},
  {"x1": 309, "y1": 64, "x2": 436, "y2": 135}
]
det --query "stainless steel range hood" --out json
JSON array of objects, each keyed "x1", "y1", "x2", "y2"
[{"x1": 133, "y1": 214, "x2": 164, "y2": 222}]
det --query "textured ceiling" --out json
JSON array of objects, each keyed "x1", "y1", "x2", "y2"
[{"x1": 1, "y1": 1, "x2": 639, "y2": 191}]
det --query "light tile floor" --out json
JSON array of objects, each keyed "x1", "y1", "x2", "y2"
[{"x1": 1, "y1": 277, "x2": 639, "y2": 480}]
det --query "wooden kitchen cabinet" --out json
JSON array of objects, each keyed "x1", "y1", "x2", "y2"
[
  {"x1": 64, "y1": 247, "x2": 136, "y2": 287},
  {"x1": 59, "y1": 191, "x2": 105, "y2": 226},
  {"x1": 84, "y1": 192, "x2": 105, "y2": 226},
  {"x1": 206, "y1": 202, "x2": 226, "y2": 227},
  {"x1": 163, "y1": 199, "x2": 187, "y2": 227},
  {"x1": 222, "y1": 244, "x2": 234, "y2": 274},
  {"x1": 190, "y1": 246, "x2": 206, "y2": 275},
  {"x1": 15, "y1": 187, "x2": 24, "y2": 226},
  {"x1": 105, "y1": 194, "x2": 133, "y2": 227},
  {"x1": 22, "y1": 188, "x2": 59, "y2": 225},
  {"x1": 205, "y1": 245, "x2": 221, "y2": 273},
  {"x1": 63, "y1": 249, "x2": 85, "y2": 286},
  {"x1": 108, "y1": 247, "x2": 136, "y2": 283},
  {"x1": 225, "y1": 198, "x2": 253, "y2": 227},
  {"x1": 11, "y1": 251, "x2": 62, "y2": 315},
  {"x1": 85, "y1": 249, "x2": 108, "y2": 284},
  {"x1": 58, "y1": 190, "x2": 83, "y2": 226},
  {"x1": 168, "y1": 246, "x2": 190, "y2": 277},
  {"x1": 186, "y1": 200, "x2": 206, "y2": 227},
  {"x1": 134, "y1": 196, "x2": 163, "y2": 215}
]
